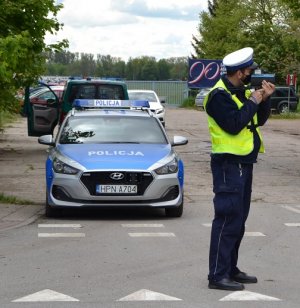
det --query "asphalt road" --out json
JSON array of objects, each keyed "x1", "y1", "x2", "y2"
[{"x1": 1, "y1": 108, "x2": 300, "y2": 307}]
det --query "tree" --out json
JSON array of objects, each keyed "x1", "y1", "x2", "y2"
[
  {"x1": 140, "y1": 57, "x2": 158, "y2": 80},
  {"x1": 167, "y1": 57, "x2": 189, "y2": 80},
  {"x1": 100, "y1": 55, "x2": 126, "y2": 79},
  {"x1": 192, "y1": 0, "x2": 248, "y2": 59},
  {"x1": 157, "y1": 59, "x2": 171, "y2": 80},
  {"x1": 0, "y1": 0, "x2": 68, "y2": 112},
  {"x1": 192, "y1": 0, "x2": 300, "y2": 84}
]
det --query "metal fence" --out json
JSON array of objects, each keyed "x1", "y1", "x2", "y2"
[
  {"x1": 126, "y1": 81, "x2": 189, "y2": 106},
  {"x1": 41, "y1": 76, "x2": 189, "y2": 106}
]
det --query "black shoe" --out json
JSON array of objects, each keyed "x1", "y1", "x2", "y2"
[
  {"x1": 208, "y1": 278, "x2": 244, "y2": 291},
  {"x1": 233, "y1": 271, "x2": 257, "y2": 283}
]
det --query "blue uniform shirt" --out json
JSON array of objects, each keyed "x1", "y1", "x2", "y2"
[{"x1": 205, "y1": 75, "x2": 271, "y2": 164}]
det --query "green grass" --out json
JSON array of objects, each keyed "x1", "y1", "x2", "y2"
[
  {"x1": 0, "y1": 111, "x2": 18, "y2": 132},
  {"x1": 270, "y1": 112, "x2": 300, "y2": 119},
  {"x1": 180, "y1": 96, "x2": 197, "y2": 108},
  {"x1": 0, "y1": 192, "x2": 35, "y2": 205}
]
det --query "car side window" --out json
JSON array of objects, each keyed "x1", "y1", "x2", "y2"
[{"x1": 38, "y1": 91, "x2": 56, "y2": 100}]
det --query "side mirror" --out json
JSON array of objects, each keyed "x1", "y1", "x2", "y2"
[
  {"x1": 159, "y1": 96, "x2": 166, "y2": 104},
  {"x1": 171, "y1": 136, "x2": 188, "y2": 147},
  {"x1": 38, "y1": 135, "x2": 55, "y2": 146}
]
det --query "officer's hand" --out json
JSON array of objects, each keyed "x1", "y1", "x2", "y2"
[
  {"x1": 250, "y1": 89, "x2": 264, "y2": 104},
  {"x1": 261, "y1": 80, "x2": 275, "y2": 101}
]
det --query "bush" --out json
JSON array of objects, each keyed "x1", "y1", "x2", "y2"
[{"x1": 181, "y1": 96, "x2": 196, "y2": 108}]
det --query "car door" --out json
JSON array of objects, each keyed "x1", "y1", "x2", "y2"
[{"x1": 26, "y1": 86, "x2": 62, "y2": 137}]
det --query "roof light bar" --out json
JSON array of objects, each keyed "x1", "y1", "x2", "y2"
[{"x1": 73, "y1": 99, "x2": 150, "y2": 109}]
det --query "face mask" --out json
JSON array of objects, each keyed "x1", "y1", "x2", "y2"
[
  {"x1": 241, "y1": 71, "x2": 253, "y2": 85},
  {"x1": 242, "y1": 73, "x2": 252, "y2": 85}
]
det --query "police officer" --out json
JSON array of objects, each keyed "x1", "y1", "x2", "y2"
[{"x1": 204, "y1": 47, "x2": 275, "y2": 291}]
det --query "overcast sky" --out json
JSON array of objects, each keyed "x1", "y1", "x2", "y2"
[{"x1": 46, "y1": 0, "x2": 207, "y2": 61}]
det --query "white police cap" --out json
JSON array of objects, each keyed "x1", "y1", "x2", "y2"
[{"x1": 223, "y1": 47, "x2": 258, "y2": 71}]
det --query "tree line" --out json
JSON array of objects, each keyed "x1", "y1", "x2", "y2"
[
  {"x1": 44, "y1": 52, "x2": 189, "y2": 81},
  {"x1": 1, "y1": 0, "x2": 299, "y2": 115}
]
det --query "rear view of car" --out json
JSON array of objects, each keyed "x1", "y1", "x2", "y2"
[{"x1": 128, "y1": 90, "x2": 166, "y2": 126}]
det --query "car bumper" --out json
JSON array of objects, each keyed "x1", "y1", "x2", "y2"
[{"x1": 47, "y1": 171, "x2": 183, "y2": 208}]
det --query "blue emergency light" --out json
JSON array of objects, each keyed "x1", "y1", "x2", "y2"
[{"x1": 73, "y1": 99, "x2": 150, "y2": 109}]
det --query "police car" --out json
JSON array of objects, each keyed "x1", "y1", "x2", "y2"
[{"x1": 38, "y1": 99, "x2": 188, "y2": 217}]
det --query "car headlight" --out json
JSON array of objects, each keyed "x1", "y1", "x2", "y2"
[
  {"x1": 154, "y1": 157, "x2": 178, "y2": 175},
  {"x1": 155, "y1": 108, "x2": 164, "y2": 115},
  {"x1": 53, "y1": 158, "x2": 79, "y2": 174}
]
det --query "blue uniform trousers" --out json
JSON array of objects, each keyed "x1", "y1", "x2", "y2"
[{"x1": 208, "y1": 159, "x2": 253, "y2": 282}]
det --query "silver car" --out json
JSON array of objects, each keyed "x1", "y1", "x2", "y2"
[{"x1": 195, "y1": 88, "x2": 210, "y2": 108}]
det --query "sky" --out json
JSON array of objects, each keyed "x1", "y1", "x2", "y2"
[{"x1": 46, "y1": 0, "x2": 207, "y2": 62}]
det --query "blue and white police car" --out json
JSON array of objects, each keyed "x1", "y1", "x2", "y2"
[{"x1": 38, "y1": 99, "x2": 188, "y2": 217}]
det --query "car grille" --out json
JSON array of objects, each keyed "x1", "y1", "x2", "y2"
[{"x1": 80, "y1": 171, "x2": 153, "y2": 196}]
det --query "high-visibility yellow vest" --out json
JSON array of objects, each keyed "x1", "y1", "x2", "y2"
[{"x1": 203, "y1": 79, "x2": 265, "y2": 155}]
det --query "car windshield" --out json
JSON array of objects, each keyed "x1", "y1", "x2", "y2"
[
  {"x1": 59, "y1": 116, "x2": 167, "y2": 144},
  {"x1": 129, "y1": 92, "x2": 157, "y2": 102}
]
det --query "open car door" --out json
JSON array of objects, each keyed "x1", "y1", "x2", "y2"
[{"x1": 25, "y1": 85, "x2": 60, "y2": 137}]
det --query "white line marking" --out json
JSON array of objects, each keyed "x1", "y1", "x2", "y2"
[
  {"x1": 122, "y1": 224, "x2": 164, "y2": 228},
  {"x1": 117, "y1": 289, "x2": 182, "y2": 301},
  {"x1": 38, "y1": 224, "x2": 82, "y2": 228},
  {"x1": 220, "y1": 290, "x2": 281, "y2": 301},
  {"x1": 282, "y1": 205, "x2": 300, "y2": 214},
  {"x1": 38, "y1": 233, "x2": 85, "y2": 238},
  {"x1": 13, "y1": 289, "x2": 79, "y2": 302},
  {"x1": 128, "y1": 233, "x2": 175, "y2": 237},
  {"x1": 245, "y1": 232, "x2": 265, "y2": 237},
  {"x1": 202, "y1": 224, "x2": 264, "y2": 237},
  {"x1": 285, "y1": 223, "x2": 300, "y2": 227}
]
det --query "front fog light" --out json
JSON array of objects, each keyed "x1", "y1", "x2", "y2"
[{"x1": 155, "y1": 157, "x2": 178, "y2": 175}]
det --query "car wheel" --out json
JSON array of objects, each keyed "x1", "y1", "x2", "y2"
[
  {"x1": 278, "y1": 102, "x2": 289, "y2": 114},
  {"x1": 165, "y1": 200, "x2": 183, "y2": 218},
  {"x1": 45, "y1": 194, "x2": 61, "y2": 218}
]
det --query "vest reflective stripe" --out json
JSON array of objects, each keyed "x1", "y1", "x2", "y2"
[{"x1": 204, "y1": 79, "x2": 265, "y2": 155}]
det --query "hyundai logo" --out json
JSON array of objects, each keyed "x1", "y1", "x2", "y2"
[{"x1": 109, "y1": 172, "x2": 125, "y2": 180}]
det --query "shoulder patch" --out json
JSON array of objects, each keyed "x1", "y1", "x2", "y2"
[
  {"x1": 209, "y1": 87, "x2": 225, "y2": 98},
  {"x1": 205, "y1": 87, "x2": 230, "y2": 108}
]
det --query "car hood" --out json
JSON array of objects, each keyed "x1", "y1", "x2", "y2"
[
  {"x1": 56, "y1": 143, "x2": 171, "y2": 170},
  {"x1": 148, "y1": 101, "x2": 163, "y2": 110}
]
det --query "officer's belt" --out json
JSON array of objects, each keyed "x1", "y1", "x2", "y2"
[{"x1": 247, "y1": 122, "x2": 258, "y2": 132}]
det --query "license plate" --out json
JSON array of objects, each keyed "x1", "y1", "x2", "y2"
[{"x1": 96, "y1": 184, "x2": 137, "y2": 194}]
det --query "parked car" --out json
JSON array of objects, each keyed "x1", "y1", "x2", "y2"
[
  {"x1": 38, "y1": 99, "x2": 188, "y2": 218},
  {"x1": 30, "y1": 85, "x2": 64, "y2": 105},
  {"x1": 195, "y1": 88, "x2": 210, "y2": 108},
  {"x1": 128, "y1": 90, "x2": 166, "y2": 126},
  {"x1": 26, "y1": 79, "x2": 129, "y2": 137},
  {"x1": 270, "y1": 86, "x2": 299, "y2": 114}
]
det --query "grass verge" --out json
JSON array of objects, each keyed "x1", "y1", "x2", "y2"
[
  {"x1": 0, "y1": 192, "x2": 35, "y2": 205},
  {"x1": 0, "y1": 111, "x2": 19, "y2": 132},
  {"x1": 270, "y1": 112, "x2": 300, "y2": 119}
]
